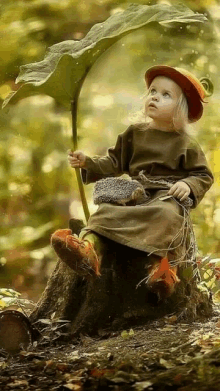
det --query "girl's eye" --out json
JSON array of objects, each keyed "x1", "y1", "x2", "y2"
[
  {"x1": 163, "y1": 92, "x2": 170, "y2": 97},
  {"x1": 150, "y1": 89, "x2": 156, "y2": 94}
]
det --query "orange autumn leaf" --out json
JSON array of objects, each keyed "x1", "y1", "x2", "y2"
[
  {"x1": 90, "y1": 368, "x2": 115, "y2": 378},
  {"x1": 150, "y1": 257, "x2": 180, "y2": 285}
]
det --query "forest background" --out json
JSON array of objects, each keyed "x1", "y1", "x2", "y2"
[{"x1": 0, "y1": 0, "x2": 220, "y2": 303}]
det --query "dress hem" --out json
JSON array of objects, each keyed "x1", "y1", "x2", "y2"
[{"x1": 81, "y1": 226, "x2": 168, "y2": 258}]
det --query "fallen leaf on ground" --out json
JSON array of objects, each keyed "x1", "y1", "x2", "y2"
[
  {"x1": 8, "y1": 380, "x2": 29, "y2": 388},
  {"x1": 159, "y1": 358, "x2": 175, "y2": 369},
  {"x1": 63, "y1": 384, "x2": 81, "y2": 390}
]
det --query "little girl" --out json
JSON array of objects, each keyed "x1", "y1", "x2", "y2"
[{"x1": 51, "y1": 65, "x2": 214, "y2": 299}]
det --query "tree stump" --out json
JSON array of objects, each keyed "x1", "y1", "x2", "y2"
[{"x1": 30, "y1": 218, "x2": 213, "y2": 340}]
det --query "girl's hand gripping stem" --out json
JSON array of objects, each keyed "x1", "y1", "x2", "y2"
[{"x1": 68, "y1": 149, "x2": 86, "y2": 168}]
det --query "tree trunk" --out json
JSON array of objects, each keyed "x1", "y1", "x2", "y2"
[{"x1": 30, "y1": 218, "x2": 213, "y2": 340}]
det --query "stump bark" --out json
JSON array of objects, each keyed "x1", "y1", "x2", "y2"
[{"x1": 30, "y1": 218, "x2": 213, "y2": 340}]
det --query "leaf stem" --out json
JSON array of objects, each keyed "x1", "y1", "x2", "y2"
[{"x1": 71, "y1": 94, "x2": 90, "y2": 223}]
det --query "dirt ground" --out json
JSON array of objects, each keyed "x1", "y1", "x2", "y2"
[{"x1": 1, "y1": 305, "x2": 220, "y2": 391}]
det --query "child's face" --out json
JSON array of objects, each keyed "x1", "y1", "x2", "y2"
[{"x1": 145, "y1": 76, "x2": 182, "y2": 126}]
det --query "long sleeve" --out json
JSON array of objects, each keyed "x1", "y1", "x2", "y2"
[
  {"x1": 81, "y1": 126, "x2": 132, "y2": 184},
  {"x1": 180, "y1": 138, "x2": 214, "y2": 209}
]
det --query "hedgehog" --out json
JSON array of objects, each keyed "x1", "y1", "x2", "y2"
[
  {"x1": 93, "y1": 175, "x2": 193, "y2": 208},
  {"x1": 93, "y1": 177, "x2": 149, "y2": 206}
]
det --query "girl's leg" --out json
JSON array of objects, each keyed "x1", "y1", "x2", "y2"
[{"x1": 79, "y1": 229, "x2": 105, "y2": 260}]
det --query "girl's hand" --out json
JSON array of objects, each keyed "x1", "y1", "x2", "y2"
[
  {"x1": 167, "y1": 181, "x2": 191, "y2": 202},
  {"x1": 68, "y1": 149, "x2": 86, "y2": 168}
]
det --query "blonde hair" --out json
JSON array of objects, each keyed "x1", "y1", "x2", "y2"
[
  {"x1": 128, "y1": 89, "x2": 190, "y2": 134},
  {"x1": 172, "y1": 92, "x2": 189, "y2": 133}
]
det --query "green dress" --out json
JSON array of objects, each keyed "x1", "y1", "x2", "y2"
[{"x1": 80, "y1": 123, "x2": 214, "y2": 263}]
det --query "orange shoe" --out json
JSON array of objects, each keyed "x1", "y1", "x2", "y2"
[
  {"x1": 147, "y1": 257, "x2": 180, "y2": 300},
  {"x1": 51, "y1": 229, "x2": 101, "y2": 279}
]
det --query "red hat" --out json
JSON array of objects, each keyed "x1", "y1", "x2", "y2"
[{"x1": 145, "y1": 65, "x2": 208, "y2": 122}]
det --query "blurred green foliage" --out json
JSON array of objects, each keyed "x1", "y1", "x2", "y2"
[{"x1": 0, "y1": 0, "x2": 220, "y2": 300}]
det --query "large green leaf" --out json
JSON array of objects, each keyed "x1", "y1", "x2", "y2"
[{"x1": 3, "y1": 3, "x2": 207, "y2": 109}]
